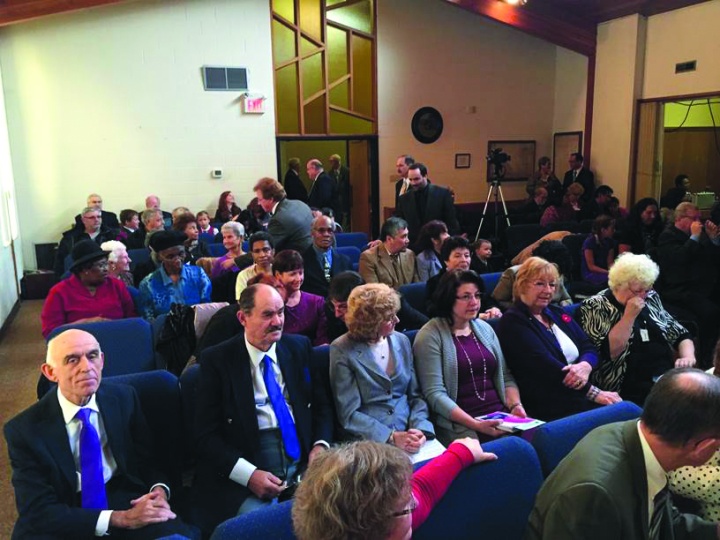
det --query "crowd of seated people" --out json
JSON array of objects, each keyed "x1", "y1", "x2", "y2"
[{"x1": 24, "y1": 168, "x2": 720, "y2": 539}]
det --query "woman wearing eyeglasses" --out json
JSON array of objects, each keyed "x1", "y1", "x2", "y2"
[
  {"x1": 292, "y1": 437, "x2": 497, "y2": 540},
  {"x1": 137, "y1": 230, "x2": 211, "y2": 320},
  {"x1": 496, "y1": 257, "x2": 621, "y2": 421},
  {"x1": 413, "y1": 269, "x2": 522, "y2": 446},
  {"x1": 41, "y1": 240, "x2": 136, "y2": 338},
  {"x1": 577, "y1": 253, "x2": 695, "y2": 405}
]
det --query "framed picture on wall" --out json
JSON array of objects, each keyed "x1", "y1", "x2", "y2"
[
  {"x1": 486, "y1": 140, "x2": 536, "y2": 182},
  {"x1": 553, "y1": 131, "x2": 583, "y2": 173},
  {"x1": 455, "y1": 153, "x2": 471, "y2": 169}
]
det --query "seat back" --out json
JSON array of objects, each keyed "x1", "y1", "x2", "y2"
[
  {"x1": 505, "y1": 224, "x2": 545, "y2": 260},
  {"x1": 104, "y1": 370, "x2": 183, "y2": 490},
  {"x1": 398, "y1": 282, "x2": 427, "y2": 315},
  {"x1": 179, "y1": 363, "x2": 201, "y2": 466},
  {"x1": 561, "y1": 233, "x2": 586, "y2": 281},
  {"x1": 336, "y1": 246, "x2": 361, "y2": 266},
  {"x1": 403, "y1": 329, "x2": 418, "y2": 345},
  {"x1": 207, "y1": 243, "x2": 228, "y2": 257},
  {"x1": 531, "y1": 401, "x2": 643, "y2": 477},
  {"x1": 480, "y1": 272, "x2": 502, "y2": 294},
  {"x1": 127, "y1": 248, "x2": 151, "y2": 271},
  {"x1": 335, "y1": 232, "x2": 368, "y2": 250},
  {"x1": 46, "y1": 318, "x2": 157, "y2": 376},
  {"x1": 415, "y1": 436, "x2": 543, "y2": 540},
  {"x1": 209, "y1": 500, "x2": 295, "y2": 540}
]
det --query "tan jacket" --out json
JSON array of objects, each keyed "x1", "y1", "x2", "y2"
[{"x1": 359, "y1": 245, "x2": 418, "y2": 289}]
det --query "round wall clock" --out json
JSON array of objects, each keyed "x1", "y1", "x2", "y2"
[{"x1": 411, "y1": 107, "x2": 443, "y2": 144}]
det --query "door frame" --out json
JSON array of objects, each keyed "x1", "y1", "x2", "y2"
[{"x1": 275, "y1": 135, "x2": 380, "y2": 239}]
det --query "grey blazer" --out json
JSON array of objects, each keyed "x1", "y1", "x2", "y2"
[
  {"x1": 267, "y1": 198, "x2": 314, "y2": 253},
  {"x1": 413, "y1": 317, "x2": 517, "y2": 438},
  {"x1": 330, "y1": 331, "x2": 434, "y2": 442}
]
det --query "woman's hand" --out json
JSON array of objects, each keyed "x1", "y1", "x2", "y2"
[
  {"x1": 471, "y1": 418, "x2": 504, "y2": 438},
  {"x1": 392, "y1": 430, "x2": 425, "y2": 453},
  {"x1": 508, "y1": 404, "x2": 527, "y2": 418},
  {"x1": 453, "y1": 437, "x2": 498, "y2": 464},
  {"x1": 675, "y1": 356, "x2": 696, "y2": 368},
  {"x1": 221, "y1": 258, "x2": 236, "y2": 269},
  {"x1": 623, "y1": 296, "x2": 645, "y2": 321},
  {"x1": 482, "y1": 307, "x2": 502, "y2": 319},
  {"x1": 594, "y1": 391, "x2": 622, "y2": 405},
  {"x1": 562, "y1": 361, "x2": 592, "y2": 390}
]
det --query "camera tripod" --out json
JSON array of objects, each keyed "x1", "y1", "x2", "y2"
[{"x1": 475, "y1": 175, "x2": 511, "y2": 242}]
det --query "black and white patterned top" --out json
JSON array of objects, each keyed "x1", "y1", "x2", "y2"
[
  {"x1": 577, "y1": 289, "x2": 690, "y2": 392},
  {"x1": 668, "y1": 450, "x2": 720, "y2": 522}
]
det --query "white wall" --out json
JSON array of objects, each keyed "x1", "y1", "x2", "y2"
[
  {"x1": 591, "y1": 14, "x2": 646, "y2": 206},
  {"x1": 377, "y1": 0, "x2": 573, "y2": 209},
  {"x1": 643, "y1": 0, "x2": 720, "y2": 99},
  {"x1": 0, "y1": 0, "x2": 277, "y2": 269},
  {"x1": 553, "y1": 47, "x2": 587, "y2": 136},
  {"x1": 0, "y1": 49, "x2": 22, "y2": 329}
]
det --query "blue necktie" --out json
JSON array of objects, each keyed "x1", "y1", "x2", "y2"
[
  {"x1": 262, "y1": 355, "x2": 301, "y2": 460},
  {"x1": 75, "y1": 408, "x2": 108, "y2": 509}
]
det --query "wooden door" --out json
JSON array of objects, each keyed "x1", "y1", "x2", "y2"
[{"x1": 348, "y1": 140, "x2": 371, "y2": 236}]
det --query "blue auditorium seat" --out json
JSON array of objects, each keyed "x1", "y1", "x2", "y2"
[
  {"x1": 207, "y1": 243, "x2": 228, "y2": 257},
  {"x1": 398, "y1": 282, "x2": 427, "y2": 315},
  {"x1": 335, "y1": 232, "x2": 369, "y2": 250},
  {"x1": 480, "y1": 271, "x2": 502, "y2": 294}
]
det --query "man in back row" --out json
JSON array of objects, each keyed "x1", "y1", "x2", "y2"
[
  {"x1": 526, "y1": 368, "x2": 720, "y2": 540},
  {"x1": 359, "y1": 217, "x2": 419, "y2": 289}
]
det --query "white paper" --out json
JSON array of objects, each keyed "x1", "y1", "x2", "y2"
[{"x1": 409, "y1": 437, "x2": 446, "y2": 464}]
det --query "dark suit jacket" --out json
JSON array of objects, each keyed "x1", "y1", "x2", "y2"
[
  {"x1": 54, "y1": 226, "x2": 119, "y2": 277},
  {"x1": 496, "y1": 302, "x2": 600, "y2": 421},
  {"x1": 74, "y1": 210, "x2": 119, "y2": 231},
  {"x1": 562, "y1": 167, "x2": 595, "y2": 203},
  {"x1": 655, "y1": 225, "x2": 720, "y2": 301},
  {"x1": 525, "y1": 420, "x2": 717, "y2": 540},
  {"x1": 395, "y1": 184, "x2": 460, "y2": 244},
  {"x1": 300, "y1": 244, "x2": 352, "y2": 297},
  {"x1": 331, "y1": 166, "x2": 350, "y2": 215},
  {"x1": 4, "y1": 385, "x2": 163, "y2": 540},
  {"x1": 267, "y1": 197, "x2": 314, "y2": 253},
  {"x1": 283, "y1": 169, "x2": 308, "y2": 203},
  {"x1": 307, "y1": 171, "x2": 335, "y2": 211},
  {"x1": 194, "y1": 333, "x2": 334, "y2": 530}
]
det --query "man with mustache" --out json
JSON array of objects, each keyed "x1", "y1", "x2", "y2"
[
  {"x1": 4, "y1": 329, "x2": 197, "y2": 539},
  {"x1": 193, "y1": 283, "x2": 334, "y2": 535}
]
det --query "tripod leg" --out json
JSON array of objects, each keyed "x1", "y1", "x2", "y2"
[
  {"x1": 497, "y1": 185, "x2": 512, "y2": 227},
  {"x1": 476, "y1": 185, "x2": 495, "y2": 242}
]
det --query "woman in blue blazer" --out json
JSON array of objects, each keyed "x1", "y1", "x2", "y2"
[
  {"x1": 496, "y1": 257, "x2": 622, "y2": 421},
  {"x1": 330, "y1": 283, "x2": 435, "y2": 454}
]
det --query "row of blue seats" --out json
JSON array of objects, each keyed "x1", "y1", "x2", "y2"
[{"x1": 105, "y1": 369, "x2": 641, "y2": 540}]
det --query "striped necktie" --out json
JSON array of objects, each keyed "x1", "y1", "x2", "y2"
[{"x1": 649, "y1": 486, "x2": 669, "y2": 540}]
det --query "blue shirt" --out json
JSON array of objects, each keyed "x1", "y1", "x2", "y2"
[
  {"x1": 312, "y1": 245, "x2": 332, "y2": 270},
  {"x1": 138, "y1": 264, "x2": 211, "y2": 320}
]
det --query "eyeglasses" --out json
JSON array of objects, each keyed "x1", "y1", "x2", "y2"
[
  {"x1": 532, "y1": 281, "x2": 557, "y2": 289},
  {"x1": 392, "y1": 498, "x2": 417, "y2": 518},
  {"x1": 456, "y1": 293, "x2": 482, "y2": 302},
  {"x1": 628, "y1": 286, "x2": 652, "y2": 296}
]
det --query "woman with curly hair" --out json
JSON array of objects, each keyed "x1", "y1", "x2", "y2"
[{"x1": 292, "y1": 437, "x2": 496, "y2": 540}]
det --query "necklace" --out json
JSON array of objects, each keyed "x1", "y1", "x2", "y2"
[{"x1": 453, "y1": 332, "x2": 487, "y2": 401}]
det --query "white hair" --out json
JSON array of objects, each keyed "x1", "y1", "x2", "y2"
[
  {"x1": 100, "y1": 240, "x2": 127, "y2": 263},
  {"x1": 608, "y1": 252, "x2": 659, "y2": 292},
  {"x1": 221, "y1": 221, "x2": 245, "y2": 238}
]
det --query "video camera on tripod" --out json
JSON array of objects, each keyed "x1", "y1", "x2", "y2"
[{"x1": 486, "y1": 148, "x2": 511, "y2": 182}]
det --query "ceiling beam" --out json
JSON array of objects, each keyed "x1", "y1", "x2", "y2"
[
  {"x1": 443, "y1": 0, "x2": 596, "y2": 57},
  {"x1": 0, "y1": 0, "x2": 135, "y2": 27}
]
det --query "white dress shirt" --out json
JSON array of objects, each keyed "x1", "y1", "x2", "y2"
[{"x1": 637, "y1": 421, "x2": 669, "y2": 525}]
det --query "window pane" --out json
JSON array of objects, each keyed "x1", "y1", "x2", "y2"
[
  {"x1": 326, "y1": 1, "x2": 373, "y2": 34},
  {"x1": 327, "y1": 25, "x2": 348, "y2": 84},
  {"x1": 329, "y1": 80, "x2": 349, "y2": 109},
  {"x1": 301, "y1": 51, "x2": 324, "y2": 100},
  {"x1": 272, "y1": 0, "x2": 295, "y2": 23},
  {"x1": 305, "y1": 95, "x2": 327, "y2": 134},
  {"x1": 351, "y1": 35, "x2": 373, "y2": 117},
  {"x1": 276, "y1": 64, "x2": 300, "y2": 134},
  {"x1": 299, "y1": 0, "x2": 323, "y2": 42},
  {"x1": 330, "y1": 109, "x2": 373, "y2": 135},
  {"x1": 272, "y1": 20, "x2": 297, "y2": 65}
]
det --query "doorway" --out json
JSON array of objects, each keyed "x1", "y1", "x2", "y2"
[
  {"x1": 633, "y1": 94, "x2": 720, "y2": 208},
  {"x1": 276, "y1": 136, "x2": 379, "y2": 239}
]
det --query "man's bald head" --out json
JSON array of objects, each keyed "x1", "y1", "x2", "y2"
[{"x1": 42, "y1": 329, "x2": 104, "y2": 406}]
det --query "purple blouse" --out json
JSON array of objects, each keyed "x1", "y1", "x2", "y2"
[
  {"x1": 454, "y1": 334, "x2": 504, "y2": 418},
  {"x1": 284, "y1": 292, "x2": 329, "y2": 346},
  {"x1": 210, "y1": 254, "x2": 239, "y2": 280}
]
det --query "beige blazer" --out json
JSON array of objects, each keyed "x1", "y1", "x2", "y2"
[{"x1": 359, "y1": 245, "x2": 419, "y2": 289}]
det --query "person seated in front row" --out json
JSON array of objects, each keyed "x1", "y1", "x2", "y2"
[
  {"x1": 359, "y1": 216, "x2": 419, "y2": 289},
  {"x1": 41, "y1": 241, "x2": 136, "y2": 339},
  {"x1": 292, "y1": 438, "x2": 497, "y2": 540},
  {"x1": 193, "y1": 284, "x2": 334, "y2": 534},
  {"x1": 235, "y1": 231, "x2": 275, "y2": 300},
  {"x1": 496, "y1": 256, "x2": 622, "y2": 421},
  {"x1": 578, "y1": 253, "x2": 695, "y2": 405},
  {"x1": 540, "y1": 182, "x2": 584, "y2": 227},
  {"x1": 330, "y1": 284, "x2": 435, "y2": 451},
  {"x1": 172, "y1": 212, "x2": 210, "y2": 265},
  {"x1": 4, "y1": 329, "x2": 197, "y2": 540},
  {"x1": 414, "y1": 270, "x2": 522, "y2": 446},
  {"x1": 425, "y1": 236, "x2": 501, "y2": 319},
  {"x1": 415, "y1": 220, "x2": 449, "y2": 282},
  {"x1": 581, "y1": 214, "x2": 617, "y2": 288},
  {"x1": 273, "y1": 250, "x2": 329, "y2": 346},
  {"x1": 492, "y1": 240, "x2": 573, "y2": 312},
  {"x1": 137, "y1": 230, "x2": 211, "y2": 320}
]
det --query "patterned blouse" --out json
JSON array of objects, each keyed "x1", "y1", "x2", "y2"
[
  {"x1": 669, "y1": 449, "x2": 720, "y2": 521},
  {"x1": 577, "y1": 289, "x2": 690, "y2": 392},
  {"x1": 138, "y1": 264, "x2": 212, "y2": 320}
]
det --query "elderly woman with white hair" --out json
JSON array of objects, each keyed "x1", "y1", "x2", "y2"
[
  {"x1": 100, "y1": 240, "x2": 133, "y2": 287},
  {"x1": 578, "y1": 252, "x2": 695, "y2": 404}
]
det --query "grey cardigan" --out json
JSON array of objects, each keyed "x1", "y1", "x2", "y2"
[{"x1": 413, "y1": 317, "x2": 517, "y2": 435}]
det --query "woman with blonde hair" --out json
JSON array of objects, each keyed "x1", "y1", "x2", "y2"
[
  {"x1": 578, "y1": 252, "x2": 695, "y2": 404},
  {"x1": 496, "y1": 256, "x2": 621, "y2": 420},
  {"x1": 330, "y1": 283, "x2": 435, "y2": 453},
  {"x1": 292, "y1": 437, "x2": 496, "y2": 540}
]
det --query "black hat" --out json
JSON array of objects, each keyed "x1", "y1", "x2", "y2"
[
  {"x1": 70, "y1": 240, "x2": 110, "y2": 272},
  {"x1": 149, "y1": 230, "x2": 187, "y2": 252}
]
